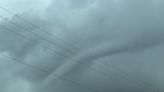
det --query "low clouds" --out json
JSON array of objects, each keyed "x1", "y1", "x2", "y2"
[{"x1": 0, "y1": 0, "x2": 164, "y2": 92}]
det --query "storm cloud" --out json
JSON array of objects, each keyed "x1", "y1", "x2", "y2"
[{"x1": 0, "y1": 0, "x2": 164, "y2": 92}]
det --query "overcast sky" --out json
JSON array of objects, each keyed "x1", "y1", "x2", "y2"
[{"x1": 0, "y1": 0, "x2": 164, "y2": 92}]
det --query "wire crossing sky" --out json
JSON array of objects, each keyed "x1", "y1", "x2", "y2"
[
  {"x1": 0, "y1": 0, "x2": 164, "y2": 92},
  {"x1": 0, "y1": 6, "x2": 155, "y2": 90}
]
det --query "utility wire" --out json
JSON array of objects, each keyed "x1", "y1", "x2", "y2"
[
  {"x1": 0, "y1": 18, "x2": 148, "y2": 91},
  {"x1": 0, "y1": 21, "x2": 71, "y2": 59},
  {"x1": 0, "y1": 16, "x2": 75, "y2": 57},
  {"x1": 0, "y1": 53, "x2": 99, "y2": 92},
  {"x1": 0, "y1": 6, "x2": 156, "y2": 91},
  {"x1": 0, "y1": 6, "x2": 77, "y2": 54},
  {"x1": 0, "y1": 21, "x2": 147, "y2": 91},
  {"x1": 0, "y1": 16, "x2": 151, "y2": 90},
  {"x1": 0, "y1": 7, "x2": 154, "y2": 90}
]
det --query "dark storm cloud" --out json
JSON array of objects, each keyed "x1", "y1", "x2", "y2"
[{"x1": 0, "y1": 0, "x2": 164, "y2": 92}]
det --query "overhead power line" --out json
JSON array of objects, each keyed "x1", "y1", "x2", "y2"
[
  {"x1": 0, "y1": 6, "x2": 156, "y2": 91},
  {"x1": 0, "y1": 52, "x2": 99, "y2": 92},
  {"x1": 0, "y1": 22, "x2": 144, "y2": 91}
]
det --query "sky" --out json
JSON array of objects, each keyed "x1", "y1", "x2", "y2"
[{"x1": 0, "y1": 0, "x2": 164, "y2": 92}]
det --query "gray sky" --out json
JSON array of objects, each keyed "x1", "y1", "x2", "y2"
[{"x1": 0, "y1": 0, "x2": 164, "y2": 92}]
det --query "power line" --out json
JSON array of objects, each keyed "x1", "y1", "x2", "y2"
[
  {"x1": 0, "y1": 6, "x2": 155, "y2": 91},
  {"x1": 0, "y1": 22, "x2": 71, "y2": 58},
  {"x1": 0, "y1": 19, "x2": 149, "y2": 91},
  {"x1": 0, "y1": 22, "x2": 146, "y2": 91},
  {"x1": 0, "y1": 15, "x2": 75, "y2": 57},
  {"x1": 0, "y1": 6, "x2": 78, "y2": 54},
  {"x1": 0, "y1": 53, "x2": 99, "y2": 92},
  {"x1": 0, "y1": 22, "x2": 145, "y2": 91},
  {"x1": 0, "y1": 16, "x2": 151, "y2": 90}
]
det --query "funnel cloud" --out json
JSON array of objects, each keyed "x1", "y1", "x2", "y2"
[{"x1": 0, "y1": 0, "x2": 164, "y2": 92}]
